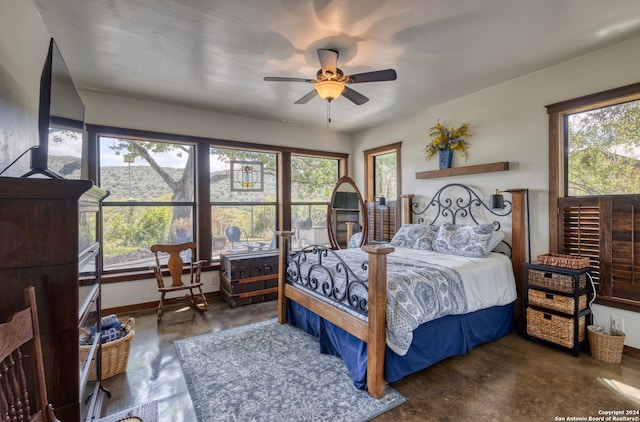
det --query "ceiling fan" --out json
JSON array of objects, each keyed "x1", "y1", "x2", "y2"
[{"x1": 264, "y1": 49, "x2": 397, "y2": 105}]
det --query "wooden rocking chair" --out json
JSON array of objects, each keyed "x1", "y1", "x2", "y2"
[
  {"x1": 0, "y1": 286, "x2": 61, "y2": 421},
  {"x1": 150, "y1": 242, "x2": 209, "y2": 321}
]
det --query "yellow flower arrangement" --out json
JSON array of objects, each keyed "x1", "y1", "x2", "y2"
[{"x1": 424, "y1": 120, "x2": 471, "y2": 160}]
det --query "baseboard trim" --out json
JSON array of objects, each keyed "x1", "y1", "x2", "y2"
[
  {"x1": 102, "y1": 291, "x2": 222, "y2": 315},
  {"x1": 624, "y1": 345, "x2": 640, "y2": 360}
]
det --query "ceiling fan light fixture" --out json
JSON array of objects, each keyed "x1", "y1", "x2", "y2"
[{"x1": 315, "y1": 80, "x2": 345, "y2": 101}]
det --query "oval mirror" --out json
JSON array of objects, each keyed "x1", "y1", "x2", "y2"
[{"x1": 327, "y1": 176, "x2": 368, "y2": 249}]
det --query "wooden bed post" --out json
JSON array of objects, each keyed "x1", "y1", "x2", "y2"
[
  {"x1": 401, "y1": 194, "x2": 415, "y2": 224},
  {"x1": 361, "y1": 244, "x2": 394, "y2": 399},
  {"x1": 506, "y1": 189, "x2": 527, "y2": 334},
  {"x1": 276, "y1": 231, "x2": 294, "y2": 325}
]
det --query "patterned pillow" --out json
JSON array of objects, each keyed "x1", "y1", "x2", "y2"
[
  {"x1": 433, "y1": 223, "x2": 494, "y2": 258},
  {"x1": 348, "y1": 231, "x2": 363, "y2": 248},
  {"x1": 390, "y1": 224, "x2": 438, "y2": 250}
]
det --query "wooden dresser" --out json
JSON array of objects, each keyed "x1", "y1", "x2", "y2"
[{"x1": 0, "y1": 177, "x2": 108, "y2": 421}]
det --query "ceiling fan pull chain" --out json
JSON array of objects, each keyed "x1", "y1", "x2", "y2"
[{"x1": 327, "y1": 100, "x2": 331, "y2": 128}]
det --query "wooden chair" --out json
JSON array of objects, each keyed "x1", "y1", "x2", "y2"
[
  {"x1": 150, "y1": 242, "x2": 209, "y2": 321},
  {"x1": 0, "y1": 286, "x2": 61, "y2": 422}
]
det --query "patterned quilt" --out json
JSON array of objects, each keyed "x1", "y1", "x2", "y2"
[{"x1": 286, "y1": 247, "x2": 468, "y2": 356}]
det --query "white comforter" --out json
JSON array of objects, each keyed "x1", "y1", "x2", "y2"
[{"x1": 390, "y1": 247, "x2": 517, "y2": 315}]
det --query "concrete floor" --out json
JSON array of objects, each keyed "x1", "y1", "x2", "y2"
[{"x1": 102, "y1": 299, "x2": 640, "y2": 421}]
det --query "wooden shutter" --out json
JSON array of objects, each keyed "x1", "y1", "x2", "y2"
[
  {"x1": 368, "y1": 201, "x2": 397, "y2": 242},
  {"x1": 558, "y1": 195, "x2": 640, "y2": 302},
  {"x1": 611, "y1": 197, "x2": 640, "y2": 301},
  {"x1": 558, "y1": 197, "x2": 601, "y2": 284}
]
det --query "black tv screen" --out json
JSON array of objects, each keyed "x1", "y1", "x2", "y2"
[
  {"x1": 332, "y1": 191, "x2": 360, "y2": 210},
  {"x1": 25, "y1": 38, "x2": 84, "y2": 178}
]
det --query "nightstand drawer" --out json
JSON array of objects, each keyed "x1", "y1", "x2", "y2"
[
  {"x1": 528, "y1": 289, "x2": 587, "y2": 314},
  {"x1": 527, "y1": 268, "x2": 586, "y2": 292},
  {"x1": 526, "y1": 307, "x2": 585, "y2": 349}
]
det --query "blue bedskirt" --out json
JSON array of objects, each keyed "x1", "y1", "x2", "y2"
[{"x1": 287, "y1": 300, "x2": 514, "y2": 389}]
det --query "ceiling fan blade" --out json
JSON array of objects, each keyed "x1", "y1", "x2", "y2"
[
  {"x1": 317, "y1": 49, "x2": 339, "y2": 78},
  {"x1": 345, "y1": 69, "x2": 397, "y2": 84},
  {"x1": 342, "y1": 86, "x2": 369, "y2": 105},
  {"x1": 264, "y1": 76, "x2": 314, "y2": 83},
  {"x1": 294, "y1": 90, "x2": 318, "y2": 104}
]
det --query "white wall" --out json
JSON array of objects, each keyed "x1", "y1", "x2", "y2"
[
  {"x1": 0, "y1": 0, "x2": 50, "y2": 176},
  {"x1": 351, "y1": 35, "x2": 640, "y2": 349}
]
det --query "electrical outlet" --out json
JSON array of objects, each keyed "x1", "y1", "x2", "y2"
[{"x1": 611, "y1": 315, "x2": 624, "y2": 332}]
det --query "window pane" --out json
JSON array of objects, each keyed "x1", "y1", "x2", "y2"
[
  {"x1": 291, "y1": 155, "x2": 339, "y2": 249},
  {"x1": 292, "y1": 203, "x2": 330, "y2": 248},
  {"x1": 374, "y1": 152, "x2": 397, "y2": 199},
  {"x1": 211, "y1": 205, "x2": 276, "y2": 258},
  {"x1": 48, "y1": 125, "x2": 82, "y2": 179},
  {"x1": 567, "y1": 100, "x2": 640, "y2": 196},
  {"x1": 99, "y1": 135, "x2": 196, "y2": 272},
  {"x1": 99, "y1": 136, "x2": 194, "y2": 202},
  {"x1": 210, "y1": 148, "x2": 277, "y2": 202},
  {"x1": 291, "y1": 156, "x2": 338, "y2": 202},
  {"x1": 102, "y1": 205, "x2": 193, "y2": 272}
]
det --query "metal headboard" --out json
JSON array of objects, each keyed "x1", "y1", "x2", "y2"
[{"x1": 411, "y1": 183, "x2": 513, "y2": 254}]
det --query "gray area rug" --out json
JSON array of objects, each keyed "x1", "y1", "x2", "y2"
[{"x1": 174, "y1": 319, "x2": 406, "y2": 421}]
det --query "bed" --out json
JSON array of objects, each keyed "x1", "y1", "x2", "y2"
[{"x1": 276, "y1": 183, "x2": 527, "y2": 398}]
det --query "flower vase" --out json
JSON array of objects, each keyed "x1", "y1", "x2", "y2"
[{"x1": 438, "y1": 150, "x2": 453, "y2": 169}]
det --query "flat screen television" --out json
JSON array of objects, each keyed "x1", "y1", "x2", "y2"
[
  {"x1": 23, "y1": 38, "x2": 85, "y2": 178},
  {"x1": 332, "y1": 191, "x2": 360, "y2": 210}
]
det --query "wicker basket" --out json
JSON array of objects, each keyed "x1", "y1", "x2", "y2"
[
  {"x1": 528, "y1": 269, "x2": 586, "y2": 293},
  {"x1": 527, "y1": 308, "x2": 585, "y2": 348},
  {"x1": 536, "y1": 253, "x2": 590, "y2": 269},
  {"x1": 588, "y1": 325, "x2": 625, "y2": 364},
  {"x1": 528, "y1": 289, "x2": 587, "y2": 314},
  {"x1": 80, "y1": 318, "x2": 135, "y2": 380}
]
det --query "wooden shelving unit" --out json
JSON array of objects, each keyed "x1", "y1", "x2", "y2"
[{"x1": 416, "y1": 161, "x2": 509, "y2": 179}]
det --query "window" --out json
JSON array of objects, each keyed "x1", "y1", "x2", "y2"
[
  {"x1": 87, "y1": 124, "x2": 349, "y2": 278},
  {"x1": 566, "y1": 101, "x2": 640, "y2": 196},
  {"x1": 364, "y1": 143, "x2": 401, "y2": 241},
  {"x1": 210, "y1": 147, "x2": 277, "y2": 259},
  {"x1": 48, "y1": 116, "x2": 83, "y2": 179},
  {"x1": 547, "y1": 83, "x2": 640, "y2": 310},
  {"x1": 99, "y1": 135, "x2": 195, "y2": 272},
  {"x1": 290, "y1": 154, "x2": 340, "y2": 249}
]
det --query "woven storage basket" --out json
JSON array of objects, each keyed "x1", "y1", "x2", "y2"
[
  {"x1": 528, "y1": 269, "x2": 586, "y2": 293},
  {"x1": 527, "y1": 308, "x2": 585, "y2": 348},
  {"x1": 528, "y1": 289, "x2": 587, "y2": 314},
  {"x1": 588, "y1": 325, "x2": 625, "y2": 364},
  {"x1": 536, "y1": 253, "x2": 590, "y2": 269},
  {"x1": 80, "y1": 317, "x2": 135, "y2": 380}
]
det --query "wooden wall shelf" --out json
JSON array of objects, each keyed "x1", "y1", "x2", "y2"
[{"x1": 416, "y1": 161, "x2": 509, "y2": 179}]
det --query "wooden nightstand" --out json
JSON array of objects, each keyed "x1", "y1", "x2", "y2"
[{"x1": 524, "y1": 263, "x2": 593, "y2": 356}]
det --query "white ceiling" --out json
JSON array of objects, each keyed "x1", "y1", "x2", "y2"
[{"x1": 34, "y1": 0, "x2": 640, "y2": 133}]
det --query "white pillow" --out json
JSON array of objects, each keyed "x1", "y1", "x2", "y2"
[{"x1": 432, "y1": 223, "x2": 494, "y2": 258}]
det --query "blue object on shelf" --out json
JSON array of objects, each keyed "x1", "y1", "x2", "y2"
[{"x1": 439, "y1": 150, "x2": 453, "y2": 169}]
